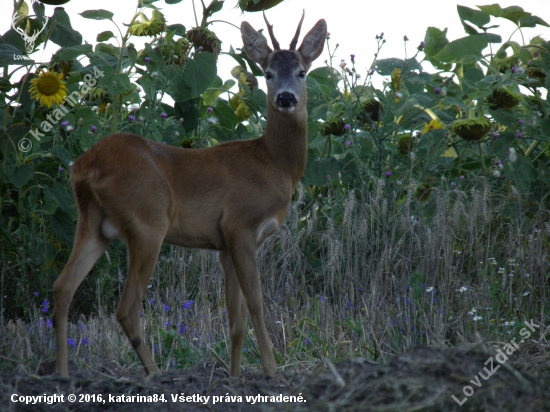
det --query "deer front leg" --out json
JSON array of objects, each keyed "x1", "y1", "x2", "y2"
[
  {"x1": 219, "y1": 250, "x2": 247, "y2": 376},
  {"x1": 226, "y1": 234, "x2": 282, "y2": 381}
]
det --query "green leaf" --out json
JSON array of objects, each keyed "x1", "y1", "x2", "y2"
[
  {"x1": 0, "y1": 43, "x2": 32, "y2": 66},
  {"x1": 520, "y1": 15, "x2": 550, "y2": 28},
  {"x1": 49, "y1": 209, "x2": 75, "y2": 245},
  {"x1": 303, "y1": 157, "x2": 344, "y2": 187},
  {"x1": 9, "y1": 163, "x2": 33, "y2": 188},
  {"x1": 79, "y1": 10, "x2": 114, "y2": 20},
  {"x1": 375, "y1": 58, "x2": 422, "y2": 76},
  {"x1": 212, "y1": 101, "x2": 238, "y2": 139},
  {"x1": 166, "y1": 0, "x2": 184, "y2": 4},
  {"x1": 477, "y1": 5, "x2": 548, "y2": 27},
  {"x1": 48, "y1": 7, "x2": 82, "y2": 48},
  {"x1": 504, "y1": 154, "x2": 536, "y2": 193},
  {"x1": 97, "y1": 31, "x2": 115, "y2": 42},
  {"x1": 423, "y1": 27, "x2": 448, "y2": 57},
  {"x1": 59, "y1": 44, "x2": 93, "y2": 60},
  {"x1": 173, "y1": 52, "x2": 217, "y2": 101},
  {"x1": 166, "y1": 24, "x2": 186, "y2": 37},
  {"x1": 174, "y1": 99, "x2": 201, "y2": 133},
  {"x1": 457, "y1": 5, "x2": 490, "y2": 29},
  {"x1": 127, "y1": 44, "x2": 138, "y2": 66},
  {"x1": 44, "y1": 181, "x2": 74, "y2": 214},
  {"x1": 433, "y1": 35, "x2": 488, "y2": 64}
]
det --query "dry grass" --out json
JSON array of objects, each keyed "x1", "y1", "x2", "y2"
[{"x1": 1, "y1": 177, "x2": 549, "y2": 375}]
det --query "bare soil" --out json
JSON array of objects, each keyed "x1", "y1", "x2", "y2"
[{"x1": 2, "y1": 345, "x2": 549, "y2": 412}]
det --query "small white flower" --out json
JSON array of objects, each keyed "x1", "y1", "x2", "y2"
[
  {"x1": 129, "y1": 104, "x2": 140, "y2": 111},
  {"x1": 66, "y1": 125, "x2": 74, "y2": 132},
  {"x1": 492, "y1": 169, "x2": 501, "y2": 178},
  {"x1": 151, "y1": 71, "x2": 159, "y2": 78},
  {"x1": 473, "y1": 315, "x2": 482, "y2": 321},
  {"x1": 523, "y1": 291, "x2": 530, "y2": 296},
  {"x1": 174, "y1": 131, "x2": 180, "y2": 137},
  {"x1": 508, "y1": 147, "x2": 517, "y2": 163},
  {"x1": 467, "y1": 307, "x2": 477, "y2": 315},
  {"x1": 458, "y1": 286, "x2": 468, "y2": 293},
  {"x1": 426, "y1": 286, "x2": 434, "y2": 292}
]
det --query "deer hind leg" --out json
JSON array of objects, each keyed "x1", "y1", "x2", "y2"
[
  {"x1": 225, "y1": 232, "x2": 281, "y2": 380},
  {"x1": 115, "y1": 228, "x2": 165, "y2": 377},
  {"x1": 53, "y1": 198, "x2": 109, "y2": 376},
  {"x1": 219, "y1": 250, "x2": 247, "y2": 376}
]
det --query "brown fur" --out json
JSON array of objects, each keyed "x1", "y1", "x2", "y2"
[{"x1": 52, "y1": 16, "x2": 327, "y2": 380}]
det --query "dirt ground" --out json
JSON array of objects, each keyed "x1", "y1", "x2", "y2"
[{"x1": 2, "y1": 344, "x2": 550, "y2": 412}]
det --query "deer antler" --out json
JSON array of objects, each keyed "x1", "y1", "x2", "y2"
[
  {"x1": 289, "y1": 10, "x2": 305, "y2": 50},
  {"x1": 262, "y1": 11, "x2": 280, "y2": 51}
]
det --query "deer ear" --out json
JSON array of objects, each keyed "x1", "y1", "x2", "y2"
[
  {"x1": 298, "y1": 19, "x2": 327, "y2": 68},
  {"x1": 241, "y1": 21, "x2": 272, "y2": 70}
]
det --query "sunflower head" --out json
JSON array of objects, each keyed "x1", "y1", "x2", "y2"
[
  {"x1": 29, "y1": 69, "x2": 68, "y2": 108},
  {"x1": 450, "y1": 117, "x2": 491, "y2": 141}
]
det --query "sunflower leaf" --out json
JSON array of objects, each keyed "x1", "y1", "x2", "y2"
[{"x1": 79, "y1": 10, "x2": 114, "y2": 21}]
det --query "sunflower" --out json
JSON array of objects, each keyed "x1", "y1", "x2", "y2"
[{"x1": 29, "y1": 69, "x2": 68, "y2": 108}]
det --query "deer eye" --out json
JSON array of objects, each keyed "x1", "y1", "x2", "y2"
[
  {"x1": 299, "y1": 71, "x2": 306, "y2": 78},
  {"x1": 265, "y1": 72, "x2": 273, "y2": 80}
]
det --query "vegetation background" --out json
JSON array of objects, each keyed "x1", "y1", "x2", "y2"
[{"x1": 1, "y1": 1, "x2": 549, "y2": 404}]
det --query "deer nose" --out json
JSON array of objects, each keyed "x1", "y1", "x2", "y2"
[{"x1": 276, "y1": 92, "x2": 297, "y2": 108}]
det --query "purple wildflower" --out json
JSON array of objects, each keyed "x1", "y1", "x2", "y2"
[
  {"x1": 344, "y1": 124, "x2": 351, "y2": 131},
  {"x1": 385, "y1": 171, "x2": 392, "y2": 178},
  {"x1": 128, "y1": 115, "x2": 135, "y2": 122},
  {"x1": 46, "y1": 319, "x2": 52, "y2": 329},
  {"x1": 164, "y1": 304, "x2": 170, "y2": 313},
  {"x1": 67, "y1": 338, "x2": 76, "y2": 348},
  {"x1": 160, "y1": 112, "x2": 168, "y2": 119},
  {"x1": 41, "y1": 300, "x2": 49, "y2": 313},
  {"x1": 144, "y1": 57, "x2": 151, "y2": 63},
  {"x1": 183, "y1": 300, "x2": 194, "y2": 309}
]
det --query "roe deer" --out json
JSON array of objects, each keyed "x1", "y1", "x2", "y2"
[{"x1": 52, "y1": 13, "x2": 327, "y2": 380}]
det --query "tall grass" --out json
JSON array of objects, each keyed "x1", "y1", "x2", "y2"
[{"x1": 1, "y1": 177, "x2": 548, "y2": 373}]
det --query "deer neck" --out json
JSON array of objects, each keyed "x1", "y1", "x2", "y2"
[{"x1": 263, "y1": 102, "x2": 308, "y2": 187}]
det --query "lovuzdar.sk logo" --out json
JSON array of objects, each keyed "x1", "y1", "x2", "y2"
[{"x1": 11, "y1": 12, "x2": 49, "y2": 54}]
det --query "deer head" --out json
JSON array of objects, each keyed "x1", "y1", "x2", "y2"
[
  {"x1": 12, "y1": 12, "x2": 49, "y2": 54},
  {"x1": 241, "y1": 12, "x2": 327, "y2": 114}
]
